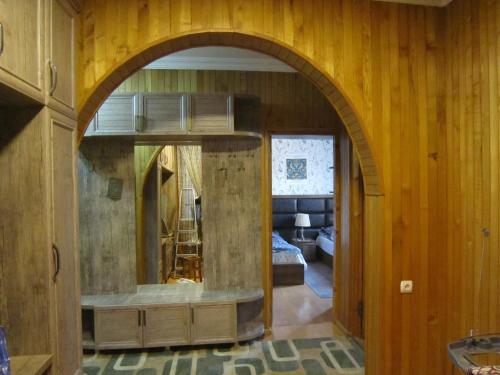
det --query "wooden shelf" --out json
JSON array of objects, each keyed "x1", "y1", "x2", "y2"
[
  {"x1": 81, "y1": 285, "x2": 264, "y2": 349},
  {"x1": 10, "y1": 355, "x2": 52, "y2": 375},
  {"x1": 82, "y1": 284, "x2": 263, "y2": 308},
  {"x1": 85, "y1": 93, "x2": 262, "y2": 140}
]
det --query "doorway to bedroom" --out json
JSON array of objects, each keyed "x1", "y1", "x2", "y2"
[{"x1": 270, "y1": 134, "x2": 338, "y2": 339}]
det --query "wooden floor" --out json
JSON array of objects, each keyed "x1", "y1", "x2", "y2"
[{"x1": 268, "y1": 283, "x2": 342, "y2": 340}]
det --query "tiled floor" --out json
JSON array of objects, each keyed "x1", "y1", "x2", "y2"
[{"x1": 270, "y1": 276, "x2": 338, "y2": 341}]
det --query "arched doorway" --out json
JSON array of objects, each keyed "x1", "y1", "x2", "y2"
[{"x1": 77, "y1": 31, "x2": 385, "y2": 374}]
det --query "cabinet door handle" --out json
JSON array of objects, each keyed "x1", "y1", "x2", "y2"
[
  {"x1": 52, "y1": 243, "x2": 60, "y2": 282},
  {"x1": 49, "y1": 60, "x2": 58, "y2": 95},
  {"x1": 191, "y1": 307, "x2": 194, "y2": 324},
  {"x1": 134, "y1": 115, "x2": 142, "y2": 132},
  {"x1": 138, "y1": 310, "x2": 142, "y2": 326},
  {"x1": 0, "y1": 23, "x2": 4, "y2": 57}
]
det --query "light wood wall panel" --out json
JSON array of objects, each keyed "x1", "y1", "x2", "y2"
[
  {"x1": 74, "y1": 1, "x2": 500, "y2": 374},
  {"x1": 202, "y1": 139, "x2": 262, "y2": 290},
  {"x1": 444, "y1": 2, "x2": 500, "y2": 374},
  {"x1": 336, "y1": 130, "x2": 364, "y2": 339},
  {"x1": 78, "y1": 139, "x2": 137, "y2": 294}
]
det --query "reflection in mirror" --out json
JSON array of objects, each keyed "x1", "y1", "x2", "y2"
[{"x1": 142, "y1": 144, "x2": 203, "y2": 286}]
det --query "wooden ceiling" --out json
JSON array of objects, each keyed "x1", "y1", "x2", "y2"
[{"x1": 372, "y1": 0, "x2": 453, "y2": 6}]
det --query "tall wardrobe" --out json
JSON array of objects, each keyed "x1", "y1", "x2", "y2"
[{"x1": 0, "y1": 1, "x2": 81, "y2": 374}]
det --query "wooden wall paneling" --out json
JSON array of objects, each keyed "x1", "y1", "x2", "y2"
[
  {"x1": 335, "y1": 130, "x2": 364, "y2": 338},
  {"x1": 443, "y1": 4, "x2": 500, "y2": 373},
  {"x1": 202, "y1": 139, "x2": 261, "y2": 291},
  {"x1": 73, "y1": 1, "x2": 500, "y2": 374},
  {"x1": 78, "y1": 138, "x2": 136, "y2": 294},
  {"x1": 349, "y1": 142, "x2": 364, "y2": 338},
  {"x1": 336, "y1": 131, "x2": 350, "y2": 334}
]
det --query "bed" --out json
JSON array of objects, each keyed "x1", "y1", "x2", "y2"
[
  {"x1": 272, "y1": 231, "x2": 307, "y2": 286},
  {"x1": 272, "y1": 195, "x2": 335, "y2": 268},
  {"x1": 316, "y1": 226, "x2": 335, "y2": 266}
]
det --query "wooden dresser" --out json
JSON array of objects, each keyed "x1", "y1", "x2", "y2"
[{"x1": 82, "y1": 284, "x2": 264, "y2": 351}]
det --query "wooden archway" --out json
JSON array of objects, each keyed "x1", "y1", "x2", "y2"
[
  {"x1": 77, "y1": 31, "x2": 382, "y2": 196},
  {"x1": 77, "y1": 30, "x2": 385, "y2": 374}
]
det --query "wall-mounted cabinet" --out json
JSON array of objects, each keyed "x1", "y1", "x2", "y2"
[
  {"x1": 140, "y1": 93, "x2": 187, "y2": 134},
  {"x1": 85, "y1": 93, "x2": 261, "y2": 139},
  {"x1": 189, "y1": 94, "x2": 233, "y2": 134},
  {"x1": 0, "y1": 0, "x2": 45, "y2": 103},
  {"x1": 87, "y1": 93, "x2": 139, "y2": 134},
  {"x1": 46, "y1": 0, "x2": 76, "y2": 116},
  {"x1": 0, "y1": 0, "x2": 78, "y2": 109}
]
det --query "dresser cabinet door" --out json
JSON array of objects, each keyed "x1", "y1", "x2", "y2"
[
  {"x1": 49, "y1": 110, "x2": 81, "y2": 375},
  {"x1": 143, "y1": 305, "x2": 190, "y2": 347},
  {"x1": 95, "y1": 308, "x2": 143, "y2": 349},
  {"x1": 0, "y1": 0, "x2": 44, "y2": 101},
  {"x1": 92, "y1": 93, "x2": 139, "y2": 134},
  {"x1": 46, "y1": 0, "x2": 76, "y2": 115},
  {"x1": 189, "y1": 94, "x2": 234, "y2": 134},
  {"x1": 141, "y1": 94, "x2": 187, "y2": 134},
  {"x1": 190, "y1": 302, "x2": 237, "y2": 345}
]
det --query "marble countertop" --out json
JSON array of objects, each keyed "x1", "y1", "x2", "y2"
[{"x1": 82, "y1": 284, "x2": 264, "y2": 308}]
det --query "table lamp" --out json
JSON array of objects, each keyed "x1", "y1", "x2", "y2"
[{"x1": 295, "y1": 213, "x2": 310, "y2": 240}]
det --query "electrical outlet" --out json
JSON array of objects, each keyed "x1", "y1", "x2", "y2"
[{"x1": 400, "y1": 280, "x2": 413, "y2": 294}]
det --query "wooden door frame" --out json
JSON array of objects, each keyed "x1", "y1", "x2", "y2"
[
  {"x1": 265, "y1": 129, "x2": 341, "y2": 333},
  {"x1": 76, "y1": 31, "x2": 385, "y2": 374}
]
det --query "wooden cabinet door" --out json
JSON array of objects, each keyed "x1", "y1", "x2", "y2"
[
  {"x1": 95, "y1": 308, "x2": 143, "y2": 349},
  {"x1": 0, "y1": 0, "x2": 44, "y2": 101},
  {"x1": 190, "y1": 302, "x2": 236, "y2": 345},
  {"x1": 189, "y1": 94, "x2": 234, "y2": 134},
  {"x1": 91, "y1": 93, "x2": 138, "y2": 134},
  {"x1": 49, "y1": 110, "x2": 81, "y2": 375},
  {"x1": 0, "y1": 109, "x2": 51, "y2": 355},
  {"x1": 141, "y1": 94, "x2": 187, "y2": 134},
  {"x1": 143, "y1": 305, "x2": 190, "y2": 347},
  {"x1": 46, "y1": 0, "x2": 76, "y2": 116}
]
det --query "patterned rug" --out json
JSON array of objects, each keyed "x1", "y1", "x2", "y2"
[{"x1": 83, "y1": 336, "x2": 364, "y2": 374}]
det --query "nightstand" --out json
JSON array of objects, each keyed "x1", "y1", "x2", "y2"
[{"x1": 291, "y1": 238, "x2": 317, "y2": 262}]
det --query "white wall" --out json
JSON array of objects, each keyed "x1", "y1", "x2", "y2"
[{"x1": 272, "y1": 135, "x2": 334, "y2": 195}]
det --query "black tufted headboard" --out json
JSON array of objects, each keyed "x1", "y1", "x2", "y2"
[{"x1": 272, "y1": 195, "x2": 334, "y2": 243}]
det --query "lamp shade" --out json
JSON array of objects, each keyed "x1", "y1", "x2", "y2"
[{"x1": 295, "y1": 213, "x2": 311, "y2": 227}]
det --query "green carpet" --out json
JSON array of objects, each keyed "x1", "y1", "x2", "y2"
[{"x1": 83, "y1": 336, "x2": 364, "y2": 374}]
